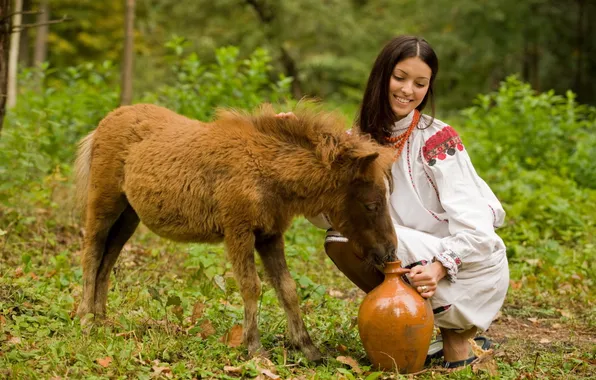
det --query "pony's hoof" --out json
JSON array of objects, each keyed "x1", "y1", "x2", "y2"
[
  {"x1": 250, "y1": 347, "x2": 271, "y2": 359},
  {"x1": 78, "y1": 312, "x2": 95, "y2": 333},
  {"x1": 302, "y1": 346, "x2": 323, "y2": 363},
  {"x1": 247, "y1": 343, "x2": 265, "y2": 359}
]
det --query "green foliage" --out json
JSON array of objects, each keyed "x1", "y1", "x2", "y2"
[
  {"x1": 462, "y1": 76, "x2": 596, "y2": 188},
  {"x1": 142, "y1": 37, "x2": 292, "y2": 121},
  {"x1": 0, "y1": 61, "x2": 119, "y2": 205},
  {"x1": 457, "y1": 76, "x2": 595, "y2": 290}
]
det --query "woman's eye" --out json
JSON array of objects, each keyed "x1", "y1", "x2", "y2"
[
  {"x1": 393, "y1": 76, "x2": 404, "y2": 81},
  {"x1": 416, "y1": 83, "x2": 426, "y2": 88},
  {"x1": 365, "y1": 203, "x2": 378, "y2": 211}
]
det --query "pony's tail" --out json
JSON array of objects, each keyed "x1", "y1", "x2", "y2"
[{"x1": 74, "y1": 131, "x2": 95, "y2": 219}]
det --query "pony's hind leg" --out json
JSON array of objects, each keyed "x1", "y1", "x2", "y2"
[
  {"x1": 77, "y1": 194, "x2": 127, "y2": 320},
  {"x1": 255, "y1": 234, "x2": 322, "y2": 362},
  {"x1": 93, "y1": 205, "x2": 140, "y2": 316},
  {"x1": 224, "y1": 231, "x2": 263, "y2": 356}
]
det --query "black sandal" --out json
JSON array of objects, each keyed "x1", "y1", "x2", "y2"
[{"x1": 443, "y1": 355, "x2": 477, "y2": 368}]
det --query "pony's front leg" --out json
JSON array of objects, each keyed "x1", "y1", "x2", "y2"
[
  {"x1": 255, "y1": 234, "x2": 322, "y2": 362},
  {"x1": 224, "y1": 231, "x2": 263, "y2": 356}
]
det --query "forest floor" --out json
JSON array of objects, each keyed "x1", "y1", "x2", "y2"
[{"x1": 1, "y1": 217, "x2": 594, "y2": 379}]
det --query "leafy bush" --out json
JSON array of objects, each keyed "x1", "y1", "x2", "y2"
[
  {"x1": 461, "y1": 75, "x2": 596, "y2": 189},
  {"x1": 0, "y1": 61, "x2": 119, "y2": 207},
  {"x1": 142, "y1": 36, "x2": 292, "y2": 121}
]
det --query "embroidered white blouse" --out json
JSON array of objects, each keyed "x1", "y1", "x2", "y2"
[
  {"x1": 311, "y1": 109, "x2": 507, "y2": 283},
  {"x1": 385, "y1": 109, "x2": 506, "y2": 281}
]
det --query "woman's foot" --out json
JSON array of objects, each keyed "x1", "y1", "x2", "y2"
[{"x1": 440, "y1": 327, "x2": 477, "y2": 363}]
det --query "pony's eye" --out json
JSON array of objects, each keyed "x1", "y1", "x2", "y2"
[{"x1": 365, "y1": 203, "x2": 378, "y2": 212}]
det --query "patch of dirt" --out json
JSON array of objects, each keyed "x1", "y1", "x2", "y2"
[{"x1": 488, "y1": 314, "x2": 596, "y2": 347}]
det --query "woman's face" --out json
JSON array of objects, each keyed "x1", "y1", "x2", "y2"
[{"x1": 388, "y1": 56, "x2": 432, "y2": 120}]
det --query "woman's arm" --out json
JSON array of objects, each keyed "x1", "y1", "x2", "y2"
[{"x1": 423, "y1": 125, "x2": 506, "y2": 281}]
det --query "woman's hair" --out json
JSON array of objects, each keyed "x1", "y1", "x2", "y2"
[{"x1": 356, "y1": 35, "x2": 439, "y2": 144}]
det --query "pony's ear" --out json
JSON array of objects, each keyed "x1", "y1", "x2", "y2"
[{"x1": 352, "y1": 151, "x2": 379, "y2": 177}]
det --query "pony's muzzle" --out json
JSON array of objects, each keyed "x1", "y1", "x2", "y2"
[{"x1": 370, "y1": 242, "x2": 397, "y2": 266}]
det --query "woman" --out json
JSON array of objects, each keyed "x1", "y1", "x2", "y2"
[{"x1": 280, "y1": 35, "x2": 509, "y2": 368}]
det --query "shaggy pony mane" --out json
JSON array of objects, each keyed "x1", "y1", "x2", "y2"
[
  {"x1": 214, "y1": 102, "x2": 394, "y2": 173},
  {"x1": 215, "y1": 103, "x2": 348, "y2": 149}
]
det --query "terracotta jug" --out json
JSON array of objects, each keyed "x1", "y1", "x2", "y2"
[{"x1": 358, "y1": 261, "x2": 434, "y2": 373}]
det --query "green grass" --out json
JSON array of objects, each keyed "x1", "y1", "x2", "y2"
[{"x1": 1, "y1": 182, "x2": 595, "y2": 380}]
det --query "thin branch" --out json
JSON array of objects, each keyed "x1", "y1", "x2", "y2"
[
  {"x1": 0, "y1": 10, "x2": 42, "y2": 22},
  {"x1": 10, "y1": 16, "x2": 70, "y2": 32}
]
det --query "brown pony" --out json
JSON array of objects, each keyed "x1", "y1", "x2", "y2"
[{"x1": 74, "y1": 103, "x2": 397, "y2": 361}]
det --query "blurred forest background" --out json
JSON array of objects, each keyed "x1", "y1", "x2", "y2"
[
  {"x1": 6, "y1": 0, "x2": 596, "y2": 109},
  {"x1": 1, "y1": 1, "x2": 595, "y2": 378}
]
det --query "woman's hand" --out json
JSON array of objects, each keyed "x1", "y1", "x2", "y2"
[
  {"x1": 408, "y1": 261, "x2": 447, "y2": 298},
  {"x1": 275, "y1": 111, "x2": 298, "y2": 120}
]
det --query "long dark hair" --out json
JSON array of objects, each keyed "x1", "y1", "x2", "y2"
[{"x1": 356, "y1": 35, "x2": 439, "y2": 144}]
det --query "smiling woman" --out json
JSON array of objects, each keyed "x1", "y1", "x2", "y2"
[{"x1": 309, "y1": 35, "x2": 509, "y2": 370}]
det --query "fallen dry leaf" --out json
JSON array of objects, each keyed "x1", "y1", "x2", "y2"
[
  {"x1": 14, "y1": 267, "x2": 23, "y2": 278},
  {"x1": 527, "y1": 317, "x2": 539, "y2": 324},
  {"x1": 199, "y1": 320, "x2": 216, "y2": 339},
  {"x1": 328, "y1": 289, "x2": 345, "y2": 298},
  {"x1": 115, "y1": 330, "x2": 136, "y2": 338},
  {"x1": 152, "y1": 365, "x2": 172, "y2": 378},
  {"x1": 45, "y1": 269, "x2": 57, "y2": 278},
  {"x1": 259, "y1": 369, "x2": 280, "y2": 379},
  {"x1": 559, "y1": 309, "x2": 574, "y2": 319},
  {"x1": 337, "y1": 344, "x2": 348, "y2": 353},
  {"x1": 220, "y1": 324, "x2": 243, "y2": 347},
  {"x1": 191, "y1": 301, "x2": 206, "y2": 324},
  {"x1": 96, "y1": 356, "x2": 112, "y2": 368},
  {"x1": 253, "y1": 357, "x2": 279, "y2": 379},
  {"x1": 336, "y1": 356, "x2": 362, "y2": 374},
  {"x1": 223, "y1": 365, "x2": 242, "y2": 374},
  {"x1": 509, "y1": 280, "x2": 522, "y2": 290},
  {"x1": 471, "y1": 354, "x2": 498, "y2": 376},
  {"x1": 8, "y1": 336, "x2": 21, "y2": 345},
  {"x1": 469, "y1": 339, "x2": 497, "y2": 376},
  {"x1": 539, "y1": 338, "x2": 551, "y2": 344}
]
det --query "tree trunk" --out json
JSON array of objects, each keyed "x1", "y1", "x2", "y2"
[
  {"x1": 7, "y1": 0, "x2": 22, "y2": 109},
  {"x1": 0, "y1": 0, "x2": 11, "y2": 135},
  {"x1": 120, "y1": 0, "x2": 135, "y2": 106},
  {"x1": 33, "y1": 0, "x2": 49, "y2": 65}
]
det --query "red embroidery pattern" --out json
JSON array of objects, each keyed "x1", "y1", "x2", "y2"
[
  {"x1": 422, "y1": 126, "x2": 464, "y2": 166},
  {"x1": 419, "y1": 148, "x2": 441, "y2": 201}
]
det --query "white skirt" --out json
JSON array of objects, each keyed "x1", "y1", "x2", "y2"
[{"x1": 392, "y1": 225, "x2": 509, "y2": 332}]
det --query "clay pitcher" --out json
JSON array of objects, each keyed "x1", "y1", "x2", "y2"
[{"x1": 358, "y1": 261, "x2": 434, "y2": 373}]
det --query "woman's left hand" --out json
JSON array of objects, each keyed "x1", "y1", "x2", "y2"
[{"x1": 409, "y1": 261, "x2": 447, "y2": 298}]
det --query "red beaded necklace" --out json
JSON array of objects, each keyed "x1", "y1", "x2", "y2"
[{"x1": 384, "y1": 109, "x2": 420, "y2": 160}]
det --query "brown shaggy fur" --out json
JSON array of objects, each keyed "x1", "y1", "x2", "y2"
[{"x1": 74, "y1": 103, "x2": 397, "y2": 361}]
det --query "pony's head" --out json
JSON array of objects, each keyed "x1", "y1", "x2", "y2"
[{"x1": 325, "y1": 141, "x2": 397, "y2": 266}]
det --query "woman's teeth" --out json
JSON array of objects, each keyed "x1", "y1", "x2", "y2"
[{"x1": 394, "y1": 95, "x2": 410, "y2": 104}]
